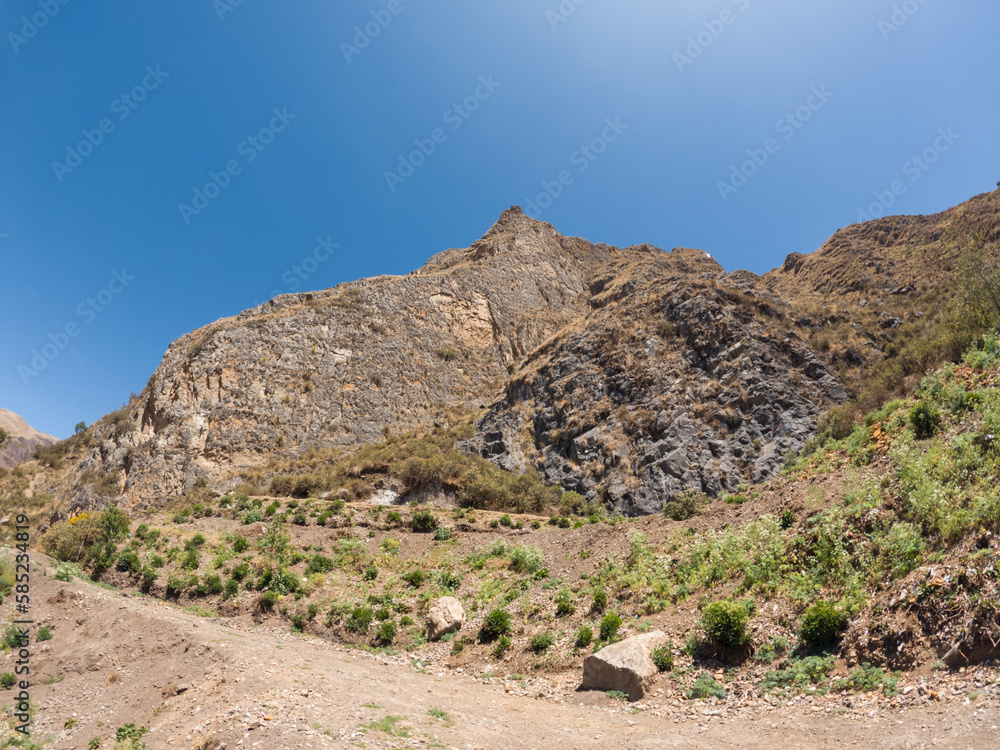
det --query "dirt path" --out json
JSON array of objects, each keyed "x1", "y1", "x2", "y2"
[{"x1": 4, "y1": 564, "x2": 998, "y2": 750}]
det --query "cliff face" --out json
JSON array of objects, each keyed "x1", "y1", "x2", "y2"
[
  {"x1": 0, "y1": 409, "x2": 58, "y2": 469},
  {"x1": 62, "y1": 208, "x2": 620, "y2": 510},
  {"x1": 40, "y1": 189, "x2": 1000, "y2": 516},
  {"x1": 469, "y1": 248, "x2": 844, "y2": 515}
]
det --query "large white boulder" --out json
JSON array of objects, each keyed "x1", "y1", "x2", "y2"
[
  {"x1": 580, "y1": 631, "x2": 669, "y2": 700},
  {"x1": 426, "y1": 596, "x2": 465, "y2": 641}
]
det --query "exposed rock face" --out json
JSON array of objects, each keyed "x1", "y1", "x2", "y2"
[
  {"x1": 43, "y1": 190, "x2": 1000, "y2": 517},
  {"x1": 426, "y1": 596, "x2": 465, "y2": 641},
  {"x1": 64, "y1": 208, "x2": 617, "y2": 511},
  {"x1": 580, "y1": 631, "x2": 669, "y2": 700},
  {"x1": 0, "y1": 409, "x2": 58, "y2": 469},
  {"x1": 469, "y1": 250, "x2": 845, "y2": 514}
]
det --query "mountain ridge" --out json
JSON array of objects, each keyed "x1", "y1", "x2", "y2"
[{"x1": 11, "y1": 187, "x2": 1000, "y2": 519}]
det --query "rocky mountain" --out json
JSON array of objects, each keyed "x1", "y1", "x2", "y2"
[
  {"x1": 0, "y1": 409, "x2": 58, "y2": 469},
  {"x1": 27, "y1": 188, "x2": 1000, "y2": 517}
]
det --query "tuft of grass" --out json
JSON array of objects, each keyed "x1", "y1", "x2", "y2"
[{"x1": 359, "y1": 714, "x2": 410, "y2": 737}]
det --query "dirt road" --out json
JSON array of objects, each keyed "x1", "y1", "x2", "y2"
[{"x1": 4, "y1": 561, "x2": 998, "y2": 749}]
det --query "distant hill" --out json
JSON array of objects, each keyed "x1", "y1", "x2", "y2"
[{"x1": 0, "y1": 409, "x2": 58, "y2": 469}]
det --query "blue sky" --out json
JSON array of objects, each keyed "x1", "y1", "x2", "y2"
[{"x1": 2, "y1": 0, "x2": 998, "y2": 439}]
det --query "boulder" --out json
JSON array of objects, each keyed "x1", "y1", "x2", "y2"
[
  {"x1": 426, "y1": 596, "x2": 465, "y2": 641},
  {"x1": 580, "y1": 631, "x2": 669, "y2": 701}
]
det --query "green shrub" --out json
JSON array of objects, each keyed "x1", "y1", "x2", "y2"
[
  {"x1": 35, "y1": 625, "x2": 52, "y2": 643},
  {"x1": 181, "y1": 548, "x2": 200, "y2": 571},
  {"x1": 2, "y1": 623, "x2": 24, "y2": 650},
  {"x1": 530, "y1": 633, "x2": 554, "y2": 653},
  {"x1": 197, "y1": 575, "x2": 224, "y2": 596},
  {"x1": 493, "y1": 634, "x2": 512, "y2": 657},
  {"x1": 139, "y1": 566, "x2": 158, "y2": 588},
  {"x1": 555, "y1": 588, "x2": 575, "y2": 617},
  {"x1": 433, "y1": 527, "x2": 452, "y2": 541},
  {"x1": 0, "y1": 672, "x2": 16, "y2": 690},
  {"x1": 779, "y1": 509, "x2": 796, "y2": 529},
  {"x1": 591, "y1": 587, "x2": 608, "y2": 613},
  {"x1": 651, "y1": 644, "x2": 674, "y2": 672},
  {"x1": 305, "y1": 554, "x2": 335, "y2": 574},
  {"x1": 509, "y1": 544, "x2": 544, "y2": 574},
  {"x1": 799, "y1": 600, "x2": 848, "y2": 649},
  {"x1": 116, "y1": 549, "x2": 141, "y2": 574},
  {"x1": 345, "y1": 607, "x2": 374, "y2": 634},
  {"x1": 479, "y1": 608, "x2": 513, "y2": 643},
  {"x1": 662, "y1": 489, "x2": 708, "y2": 521},
  {"x1": 223, "y1": 579, "x2": 239, "y2": 600},
  {"x1": 575, "y1": 625, "x2": 593, "y2": 649},
  {"x1": 411, "y1": 509, "x2": 437, "y2": 532},
  {"x1": 376, "y1": 620, "x2": 397, "y2": 644},
  {"x1": 363, "y1": 562, "x2": 379, "y2": 581},
  {"x1": 437, "y1": 570, "x2": 462, "y2": 590},
  {"x1": 259, "y1": 591, "x2": 280, "y2": 609},
  {"x1": 499, "y1": 514, "x2": 512, "y2": 527},
  {"x1": 599, "y1": 612, "x2": 623, "y2": 642},
  {"x1": 700, "y1": 600, "x2": 751, "y2": 650},
  {"x1": 242, "y1": 509, "x2": 264, "y2": 525},
  {"x1": 115, "y1": 723, "x2": 149, "y2": 742},
  {"x1": 910, "y1": 402, "x2": 940, "y2": 440},
  {"x1": 165, "y1": 575, "x2": 187, "y2": 598},
  {"x1": 686, "y1": 674, "x2": 727, "y2": 700},
  {"x1": 402, "y1": 570, "x2": 426, "y2": 588},
  {"x1": 232, "y1": 535, "x2": 249, "y2": 553}
]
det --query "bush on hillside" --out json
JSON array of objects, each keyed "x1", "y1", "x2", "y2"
[
  {"x1": 700, "y1": 600, "x2": 751, "y2": 650},
  {"x1": 798, "y1": 600, "x2": 848, "y2": 649}
]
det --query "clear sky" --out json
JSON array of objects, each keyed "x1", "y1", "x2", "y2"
[{"x1": 2, "y1": 0, "x2": 998, "y2": 439}]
